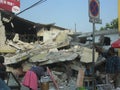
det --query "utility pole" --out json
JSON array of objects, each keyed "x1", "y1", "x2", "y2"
[{"x1": 75, "y1": 23, "x2": 77, "y2": 32}]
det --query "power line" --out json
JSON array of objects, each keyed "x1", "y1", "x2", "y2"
[
  {"x1": 0, "y1": 0, "x2": 47, "y2": 27},
  {"x1": 16, "y1": 0, "x2": 47, "y2": 15}
]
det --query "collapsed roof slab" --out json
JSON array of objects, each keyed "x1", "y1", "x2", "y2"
[{"x1": 29, "y1": 51, "x2": 79, "y2": 65}]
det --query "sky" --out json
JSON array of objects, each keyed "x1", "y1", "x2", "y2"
[{"x1": 18, "y1": 0, "x2": 118, "y2": 33}]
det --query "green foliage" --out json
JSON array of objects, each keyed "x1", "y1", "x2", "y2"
[
  {"x1": 99, "y1": 18, "x2": 118, "y2": 31},
  {"x1": 100, "y1": 27, "x2": 104, "y2": 31},
  {"x1": 76, "y1": 87, "x2": 86, "y2": 90}
]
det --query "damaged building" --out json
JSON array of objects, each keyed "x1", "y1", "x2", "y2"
[{"x1": 0, "y1": 10, "x2": 114, "y2": 90}]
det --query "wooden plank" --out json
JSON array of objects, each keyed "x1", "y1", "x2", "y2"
[{"x1": 47, "y1": 67, "x2": 59, "y2": 90}]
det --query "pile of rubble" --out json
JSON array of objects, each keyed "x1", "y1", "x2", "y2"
[{"x1": 2, "y1": 30, "x2": 99, "y2": 89}]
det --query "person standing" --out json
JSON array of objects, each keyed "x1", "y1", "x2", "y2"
[{"x1": 95, "y1": 46, "x2": 120, "y2": 89}]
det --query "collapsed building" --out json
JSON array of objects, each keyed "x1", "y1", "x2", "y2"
[{"x1": 0, "y1": 10, "x2": 102, "y2": 90}]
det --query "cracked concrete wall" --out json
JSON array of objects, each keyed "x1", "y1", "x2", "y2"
[{"x1": 0, "y1": 12, "x2": 6, "y2": 47}]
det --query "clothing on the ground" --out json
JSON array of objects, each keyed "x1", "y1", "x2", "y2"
[{"x1": 22, "y1": 71, "x2": 38, "y2": 90}]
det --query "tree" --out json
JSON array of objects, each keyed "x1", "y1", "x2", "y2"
[
  {"x1": 99, "y1": 18, "x2": 118, "y2": 31},
  {"x1": 105, "y1": 23, "x2": 111, "y2": 30},
  {"x1": 100, "y1": 27, "x2": 104, "y2": 31},
  {"x1": 110, "y1": 18, "x2": 118, "y2": 29}
]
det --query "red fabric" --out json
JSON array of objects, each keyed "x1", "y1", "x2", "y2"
[
  {"x1": 111, "y1": 39, "x2": 120, "y2": 48},
  {"x1": 22, "y1": 71, "x2": 38, "y2": 90},
  {"x1": 0, "y1": 0, "x2": 20, "y2": 13}
]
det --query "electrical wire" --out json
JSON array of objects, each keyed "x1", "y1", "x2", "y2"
[
  {"x1": 16, "y1": 0, "x2": 47, "y2": 15},
  {"x1": 0, "y1": 0, "x2": 47, "y2": 27}
]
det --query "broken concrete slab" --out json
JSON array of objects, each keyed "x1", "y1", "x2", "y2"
[
  {"x1": 29, "y1": 51, "x2": 49, "y2": 63},
  {"x1": 29, "y1": 50, "x2": 79, "y2": 65},
  {"x1": 70, "y1": 45, "x2": 98, "y2": 63},
  {"x1": 5, "y1": 52, "x2": 30, "y2": 65},
  {"x1": 0, "y1": 45, "x2": 16, "y2": 53}
]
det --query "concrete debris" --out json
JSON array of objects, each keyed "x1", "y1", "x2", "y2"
[
  {"x1": 0, "y1": 14, "x2": 6, "y2": 46},
  {"x1": 79, "y1": 47, "x2": 98, "y2": 63},
  {"x1": 37, "y1": 51, "x2": 79, "y2": 65},
  {"x1": 49, "y1": 48, "x2": 59, "y2": 52},
  {"x1": 0, "y1": 11, "x2": 114, "y2": 90},
  {"x1": 70, "y1": 64, "x2": 82, "y2": 71},
  {"x1": 29, "y1": 51, "x2": 49, "y2": 63},
  {"x1": 21, "y1": 62, "x2": 32, "y2": 72},
  {"x1": 0, "y1": 23, "x2": 101, "y2": 89},
  {"x1": 13, "y1": 33, "x2": 19, "y2": 42},
  {"x1": 5, "y1": 51, "x2": 30, "y2": 65},
  {"x1": 7, "y1": 40, "x2": 34, "y2": 50},
  {"x1": 2, "y1": 30, "x2": 99, "y2": 73},
  {"x1": 0, "y1": 45, "x2": 16, "y2": 53}
]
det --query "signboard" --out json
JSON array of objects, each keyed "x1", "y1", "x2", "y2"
[
  {"x1": 0, "y1": 0, "x2": 20, "y2": 13},
  {"x1": 89, "y1": 0, "x2": 101, "y2": 23}
]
